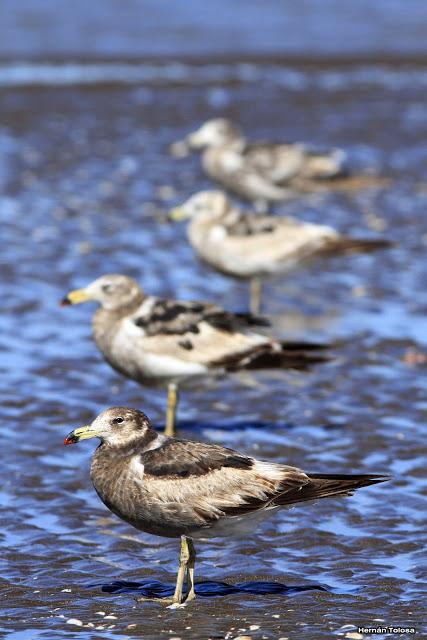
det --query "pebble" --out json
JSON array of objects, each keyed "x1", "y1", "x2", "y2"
[
  {"x1": 345, "y1": 633, "x2": 364, "y2": 640},
  {"x1": 66, "y1": 618, "x2": 83, "y2": 627},
  {"x1": 104, "y1": 615, "x2": 118, "y2": 619},
  {"x1": 249, "y1": 625, "x2": 260, "y2": 631}
]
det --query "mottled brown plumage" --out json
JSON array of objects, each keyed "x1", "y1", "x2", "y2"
[
  {"x1": 65, "y1": 407, "x2": 389, "y2": 536},
  {"x1": 64, "y1": 407, "x2": 389, "y2": 604},
  {"x1": 65, "y1": 408, "x2": 389, "y2": 536}
]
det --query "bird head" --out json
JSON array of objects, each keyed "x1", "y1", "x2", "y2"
[
  {"x1": 60, "y1": 274, "x2": 143, "y2": 311},
  {"x1": 64, "y1": 407, "x2": 155, "y2": 447},
  {"x1": 186, "y1": 118, "x2": 243, "y2": 149},
  {"x1": 169, "y1": 190, "x2": 230, "y2": 223}
]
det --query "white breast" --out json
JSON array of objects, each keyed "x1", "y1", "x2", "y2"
[{"x1": 129, "y1": 456, "x2": 145, "y2": 488}]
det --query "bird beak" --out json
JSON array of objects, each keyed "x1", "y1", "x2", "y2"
[
  {"x1": 64, "y1": 425, "x2": 98, "y2": 445},
  {"x1": 60, "y1": 288, "x2": 92, "y2": 306},
  {"x1": 186, "y1": 131, "x2": 204, "y2": 148},
  {"x1": 168, "y1": 139, "x2": 190, "y2": 158},
  {"x1": 168, "y1": 207, "x2": 189, "y2": 222}
]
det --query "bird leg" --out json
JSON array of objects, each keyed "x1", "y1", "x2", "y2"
[
  {"x1": 172, "y1": 535, "x2": 192, "y2": 604},
  {"x1": 254, "y1": 199, "x2": 269, "y2": 214},
  {"x1": 137, "y1": 536, "x2": 196, "y2": 606},
  {"x1": 185, "y1": 537, "x2": 197, "y2": 602},
  {"x1": 165, "y1": 382, "x2": 179, "y2": 437},
  {"x1": 250, "y1": 277, "x2": 263, "y2": 316}
]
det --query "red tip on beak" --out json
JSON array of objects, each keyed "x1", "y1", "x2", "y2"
[
  {"x1": 60, "y1": 296, "x2": 71, "y2": 307},
  {"x1": 64, "y1": 435, "x2": 78, "y2": 445}
]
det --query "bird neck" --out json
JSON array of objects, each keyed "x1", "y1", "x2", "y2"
[
  {"x1": 92, "y1": 293, "x2": 145, "y2": 348},
  {"x1": 96, "y1": 429, "x2": 167, "y2": 458}
]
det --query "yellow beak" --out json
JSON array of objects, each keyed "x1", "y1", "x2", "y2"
[
  {"x1": 169, "y1": 207, "x2": 189, "y2": 222},
  {"x1": 64, "y1": 425, "x2": 98, "y2": 445},
  {"x1": 61, "y1": 288, "x2": 92, "y2": 306}
]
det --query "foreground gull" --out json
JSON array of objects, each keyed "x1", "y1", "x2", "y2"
[
  {"x1": 64, "y1": 407, "x2": 389, "y2": 606},
  {"x1": 175, "y1": 118, "x2": 364, "y2": 210},
  {"x1": 61, "y1": 274, "x2": 328, "y2": 436},
  {"x1": 171, "y1": 190, "x2": 392, "y2": 314}
]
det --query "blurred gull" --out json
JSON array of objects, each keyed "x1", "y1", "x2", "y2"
[
  {"x1": 171, "y1": 190, "x2": 392, "y2": 314},
  {"x1": 173, "y1": 118, "x2": 348, "y2": 211},
  {"x1": 61, "y1": 274, "x2": 329, "y2": 436}
]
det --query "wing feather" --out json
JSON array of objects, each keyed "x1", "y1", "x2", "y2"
[
  {"x1": 132, "y1": 297, "x2": 269, "y2": 337},
  {"x1": 141, "y1": 439, "x2": 254, "y2": 478}
]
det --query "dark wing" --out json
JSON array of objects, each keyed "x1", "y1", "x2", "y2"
[
  {"x1": 133, "y1": 297, "x2": 270, "y2": 336},
  {"x1": 141, "y1": 439, "x2": 254, "y2": 478}
]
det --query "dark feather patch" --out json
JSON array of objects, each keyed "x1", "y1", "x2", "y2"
[
  {"x1": 178, "y1": 339, "x2": 194, "y2": 350},
  {"x1": 211, "y1": 341, "x2": 330, "y2": 373},
  {"x1": 141, "y1": 440, "x2": 254, "y2": 479},
  {"x1": 226, "y1": 212, "x2": 277, "y2": 237},
  {"x1": 319, "y1": 237, "x2": 393, "y2": 257},
  {"x1": 133, "y1": 297, "x2": 270, "y2": 337},
  {"x1": 273, "y1": 473, "x2": 390, "y2": 507}
]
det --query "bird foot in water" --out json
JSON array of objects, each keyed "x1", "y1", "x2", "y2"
[{"x1": 136, "y1": 595, "x2": 193, "y2": 608}]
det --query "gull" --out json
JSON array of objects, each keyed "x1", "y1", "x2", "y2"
[
  {"x1": 61, "y1": 275, "x2": 329, "y2": 436},
  {"x1": 174, "y1": 118, "x2": 353, "y2": 211},
  {"x1": 170, "y1": 190, "x2": 392, "y2": 314},
  {"x1": 64, "y1": 407, "x2": 389, "y2": 606}
]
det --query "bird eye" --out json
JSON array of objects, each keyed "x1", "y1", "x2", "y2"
[
  {"x1": 102, "y1": 284, "x2": 113, "y2": 293},
  {"x1": 113, "y1": 417, "x2": 124, "y2": 424}
]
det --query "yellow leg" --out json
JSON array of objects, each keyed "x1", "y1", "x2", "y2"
[
  {"x1": 185, "y1": 538, "x2": 197, "y2": 602},
  {"x1": 165, "y1": 382, "x2": 179, "y2": 437},
  {"x1": 250, "y1": 277, "x2": 262, "y2": 316},
  {"x1": 136, "y1": 536, "x2": 196, "y2": 606},
  {"x1": 173, "y1": 535, "x2": 191, "y2": 604}
]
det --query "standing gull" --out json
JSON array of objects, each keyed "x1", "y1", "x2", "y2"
[
  {"x1": 174, "y1": 118, "x2": 384, "y2": 211},
  {"x1": 64, "y1": 407, "x2": 389, "y2": 606},
  {"x1": 170, "y1": 190, "x2": 392, "y2": 314},
  {"x1": 175, "y1": 118, "x2": 341, "y2": 210},
  {"x1": 61, "y1": 274, "x2": 328, "y2": 436}
]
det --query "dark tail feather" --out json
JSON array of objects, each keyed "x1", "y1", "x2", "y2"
[
  {"x1": 218, "y1": 342, "x2": 331, "y2": 373},
  {"x1": 233, "y1": 312, "x2": 271, "y2": 328},
  {"x1": 322, "y1": 237, "x2": 394, "y2": 257},
  {"x1": 279, "y1": 340, "x2": 329, "y2": 352},
  {"x1": 275, "y1": 473, "x2": 390, "y2": 507}
]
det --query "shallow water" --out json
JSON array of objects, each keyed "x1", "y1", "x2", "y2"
[{"x1": 1, "y1": 59, "x2": 427, "y2": 639}]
